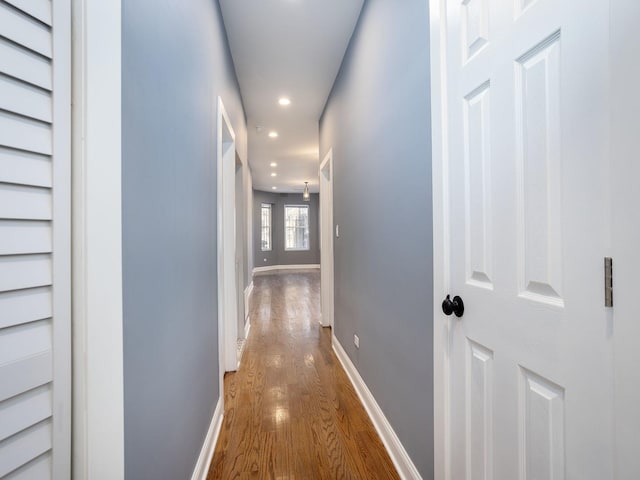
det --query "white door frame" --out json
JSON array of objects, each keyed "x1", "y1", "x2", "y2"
[
  {"x1": 71, "y1": 0, "x2": 124, "y2": 478},
  {"x1": 319, "y1": 149, "x2": 334, "y2": 328},
  {"x1": 217, "y1": 97, "x2": 239, "y2": 378},
  {"x1": 429, "y1": 0, "x2": 451, "y2": 478},
  {"x1": 52, "y1": 0, "x2": 72, "y2": 476}
]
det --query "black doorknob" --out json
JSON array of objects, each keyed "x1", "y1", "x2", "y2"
[{"x1": 442, "y1": 294, "x2": 464, "y2": 318}]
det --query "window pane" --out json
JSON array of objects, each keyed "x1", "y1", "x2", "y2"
[
  {"x1": 261, "y1": 204, "x2": 271, "y2": 251},
  {"x1": 284, "y1": 205, "x2": 309, "y2": 251}
]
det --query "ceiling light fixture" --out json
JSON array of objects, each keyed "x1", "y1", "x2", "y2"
[
  {"x1": 278, "y1": 97, "x2": 291, "y2": 106},
  {"x1": 272, "y1": 186, "x2": 277, "y2": 190},
  {"x1": 271, "y1": 173, "x2": 277, "y2": 177},
  {"x1": 268, "y1": 131, "x2": 278, "y2": 138},
  {"x1": 303, "y1": 182, "x2": 310, "y2": 202},
  {"x1": 270, "y1": 162, "x2": 277, "y2": 167}
]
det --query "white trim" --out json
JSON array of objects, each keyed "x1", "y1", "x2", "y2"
[
  {"x1": 71, "y1": 0, "x2": 124, "y2": 478},
  {"x1": 260, "y1": 203, "x2": 273, "y2": 252},
  {"x1": 319, "y1": 149, "x2": 334, "y2": 328},
  {"x1": 237, "y1": 322, "x2": 251, "y2": 367},
  {"x1": 217, "y1": 96, "x2": 239, "y2": 378},
  {"x1": 244, "y1": 320, "x2": 251, "y2": 345},
  {"x1": 253, "y1": 264, "x2": 320, "y2": 275},
  {"x1": 244, "y1": 282, "x2": 254, "y2": 321},
  {"x1": 283, "y1": 204, "x2": 311, "y2": 251},
  {"x1": 429, "y1": 0, "x2": 451, "y2": 479},
  {"x1": 52, "y1": 0, "x2": 72, "y2": 476},
  {"x1": 332, "y1": 336, "x2": 422, "y2": 480},
  {"x1": 189, "y1": 399, "x2": 224, "y2": 480}
]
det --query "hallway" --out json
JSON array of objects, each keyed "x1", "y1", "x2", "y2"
[{"x1": 207, "y1": 271, "x2": 399, "y2": 479}]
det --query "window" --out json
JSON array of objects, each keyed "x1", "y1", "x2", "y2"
[
  {"x1": 261, "y1": 203, "x2": 272, "y2": 251},
  {"x1": 284, "y1": 205, "x2": 310, "y2": 251}
]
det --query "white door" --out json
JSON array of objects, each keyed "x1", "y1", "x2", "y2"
[
  {"x1": 442, "y1": 0, "x2": 612, "y2": 478},
  {"x1": 611, "y1": 0, "x2": 640, "y2": 477},
  {"x1": 0, "y1": 0, "x2": 71, "y2": 478},
  {"x1": 320, "y1": 150, "x2": 334, "y2": 328}
]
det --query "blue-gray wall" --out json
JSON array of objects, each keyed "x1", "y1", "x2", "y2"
[
  {"x1": 319, "y1": 0, "x2": 434, "y2": 477},
  {"x1": 253, "y1": 190, "x2": 320, "y2": 268},
  {"x1": 122, "y1": 0, "x2": 247, "y2": 478}
]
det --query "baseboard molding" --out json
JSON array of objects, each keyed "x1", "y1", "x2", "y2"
[
  {"x1": 190, "y1": 398, "x2": 223, "y2": 480},
  {"x1": 244, "y1": 317, "x2": 251, "y2": 341},
  {"x1": 332, "y1": 336, "x2": 422, "y2": 480},
  {"x1": 253, "y1": 264, "x2": 320, "y2": 275},
  {"x1": 244, "y1": 282, "x2": 253, "y2": 321}
]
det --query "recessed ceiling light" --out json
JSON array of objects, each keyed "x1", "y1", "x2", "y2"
[
  {"x1": 268, "y1": 131, "x2": 278, "y2": 138},
  {"x1": 278, "y1": 97, "x2": 291, "y2": 106},
  {"x1": 271, "y1": 173, "x2": 277, "y2": 177},
  {"x1": 272, "y1": 186, "x2": 277, "y2": 190},
  {"x1": 270, "y1": 162, "x2": 277, "y2": 167}
]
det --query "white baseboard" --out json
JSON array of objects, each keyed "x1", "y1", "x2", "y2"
[
  {"x1": 253, "y1": 264, "x2": 320, "y2": 275},
  {"x1": 332, "y1": 335, "x2": 422, "y2": 480},
  {"x1": 190, "y1": 398, "x2": 224, "y2": 480},
  {"x1": 236, "y1": 321, "x2": 251, "y2": 368},
  {"x1": 244, "y1": 282, "x2": 253, "y2": 321},
  {"x1": 244, "y1": 317, "x2": 251, "y2": 341}
]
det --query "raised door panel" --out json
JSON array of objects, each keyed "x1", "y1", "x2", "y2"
[
  {"x1": 515, "y1": 32, "x2": 563, "y2": 307},
  {"x1": 462, "y1": 0, "x2": 489, "y2": 61},
  {"x1": 519, "y1": 368, "x2": 565, "y2": 480},
  {"x1": 464, "y1": 81, "x2": 493, "y2": 289},
  {"x1": 466, "y1": 340, "x2": 494, "y2": 480}
]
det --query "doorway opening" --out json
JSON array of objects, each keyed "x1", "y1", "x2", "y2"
[
  {"x1": 217, "y1": 97, "x2": 240, "y2": 379},
  {"x1": 319, "y1": 149, "x2": 334, "y2": 329},
  {"x1": 234, "y1": 152, "x2": 248, "y2": 361}
]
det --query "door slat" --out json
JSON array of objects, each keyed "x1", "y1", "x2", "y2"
[
  {"x1": 0, "y1": 384, "x2": 51, "y2": 442},
  {"x1": 0, "y1": 420, "x2": 51, "y2": 477},
  {"x1": 0, "y1": 287, "x2": 52, "y2": 330},
  {"x1": 0, "y1": 351, "x2": 52, "y2": 403},
  {"x1": 0, "y1": 4, "x2": 51, "y2": 58},
  {"x1": 0, "y1": 38, "x2": 51, "y2": 90}
]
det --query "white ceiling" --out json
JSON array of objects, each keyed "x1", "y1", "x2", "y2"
[{"x1": 219, "y1": 0, "x2": 364, "y2": 193}]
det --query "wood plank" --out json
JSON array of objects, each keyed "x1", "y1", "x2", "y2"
[
  {"x1": 0, "y1": 220, "x2": 51, "y2": 255},
  {"x1": 0, "y1": 420, "x2": 51, "y2": 477},
  {"x1": 0, "y1": 75, "x2": 51, "y2": 122},
  {"x1": 0, "y1": 351, "x2": 52, "y2": 402},
  {"x1": 0, "y1": 38, "x2": 51, "y2": 90},
  {"x1": 0, "y1": 319, "x2": 52, "y2": 365},
  {"x1": 0, "y1": 384, "x2": 51, "y2": 442},
  {"x1": 0, "y1": 254, "x2": 52, "y2": 292},
  {"x1": 3, "y1": 451, "x2": 52, "y2": 480},
  {"x1": 0, "y1": 148, "x2": 51, "y2": 187},
  {"x1": 206, "y1": 271, "x2": 399, "y2": 479},
  {"x1": 0, "y1": 184, "x2": 51, "y2": 220},
  {"x1": 0, "y1": 111, "x2": 51, "y2": 155},
  {"x1": 0, "y1": 3, "x2": 51, "y2": 58},
  {"x1": 3, "y1": 0, "x2": 52, "y2": 26},
  {"x1": 0, "y1": 287, "x2": 52, "y2": 329}
]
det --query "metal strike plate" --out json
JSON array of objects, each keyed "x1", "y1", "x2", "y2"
[{"x1": 604, "y1": 257, "x2": 613, "y2": 307}]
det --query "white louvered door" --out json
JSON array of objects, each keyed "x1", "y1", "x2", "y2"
[
  {"x1": 443, "y1": 0, "x2": 612, "y2": 478},
  {"x1": 0, "y1": 0, "x2": 71, "y2": 478}
]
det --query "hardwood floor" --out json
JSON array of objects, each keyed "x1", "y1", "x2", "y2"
[{"x1": 207, "y1": 270, "x2": 400, "y2": 480}]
